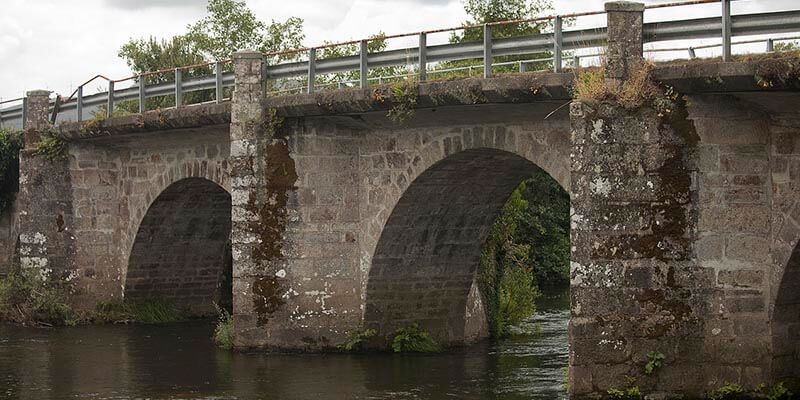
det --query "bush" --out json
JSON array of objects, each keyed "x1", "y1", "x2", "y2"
[
  {"x1": 0, "y1": 129, "x2": 22, "y2": 213},
  {"x1": 213, "y1": 304, "x2": 234, "y2": 349},
  {"x1": 572, "y1": 61, "x2": 661, "y2": 109},
  {"x1": 339, "y1": 328, "x2": 377, "y2": 351},
  {"x1": 391, "y1": 323, "x2": 442, "y2": 353},
  {"x1": 0, "y1": 265, "x2": 77, "y2": 326},
  {"x1": 710, "y1": 383, "x2": 745, "y2": 400},
  {"x1": 93, "y1": 297, "x2": 186, "y2": 324}
]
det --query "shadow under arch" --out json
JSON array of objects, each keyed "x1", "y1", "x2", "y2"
[
  {"x1": 124, "y1": 177, "x2": 232, "y2": 314},
  {"x1": 772, "y1": 240, "x2": 800, "y2": 387},
  {"x1": 364, "y1": 147, "x2": 563, "y2": 345}
]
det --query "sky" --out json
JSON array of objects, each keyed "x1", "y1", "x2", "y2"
[{"x1": 0, "y1": 0, "x2": 797, "y2": 102}]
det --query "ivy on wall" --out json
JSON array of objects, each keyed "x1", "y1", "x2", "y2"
[{"x1": 0, "y1": 129, "x2": 22, "y2": 214}]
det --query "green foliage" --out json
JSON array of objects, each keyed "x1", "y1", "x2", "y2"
[
  {"x1": 93, "y1": 297, "x2": 186, "y2": 324},
  {"x1": 0, "y1": 129, "x2": 22, "y2": 213},
  {"x1": 710, "y1": 383, "x2": 745, "y2": 400},
  {"x1": 314, "y1": 33, "x2": 407, "y2": 88},
  {"x1": 117, "y1": 0, "x2": 306, "y2": 108},
  {"x1": 33, "y1": 131, "x2": 68, "y2": 161},
  {"x1": 0, "y1": 265, "x2": 78, "y2": 326},
  {"x1": 338, "y1": 328, "x2": 377, "y2": 351},
  {"x1": 213, "y1": 304, "x2": 234, "y2": 349},
  {"x1": 435, "y1": 0, "x2": 554, "y2": 78},
  {"x1": 644, "y1": 351, "x2": 665, "y2": 375},
  {"x1": 561, "y1": 366, "x2": 569, "y2": 393},
  {"x1": 755, "y1": 382, "x2": 794, "y2": 400},
  {"x1": 117, "y1": 35, "x2": 211, "y2": 112},
  {"x1": 478, "y1": 168, "x2": 569, "y2": 338},
  {"x1": 391, "y1": 323, "x2": 442, "y2": 353},
  {"x1": 186, "y1": 0, "x2": 304, "y2": 61},
  {"x1": 386, "y1": 80, "x2": 418, "y2": 124},
  {"x1": 775, "y1": 41, "x2": 800, "y2": 52},
  {"x1": 607, "y1": 386, "x2": 642, "y2": 399}
]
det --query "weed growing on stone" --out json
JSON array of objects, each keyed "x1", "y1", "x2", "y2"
[
  {"x1": 754, "y1": 382, "x2": 794, "y2": 400},
  {"x1": 391, "y1": 323, "x2": 442, "y2": 353},
  {"x1": 561, "y1": 366, "x2": 569, "y2": 393},
  {"x1": 607, "y1": 386, "x2": 642, "y2": 399},
  {"x1": 386, "y1": 80, "x2": 418, "y2": 124},
  {"x1": 644, "y1": 351, "x2": 665, "y2": 375},
  {"x1": 213, "y1": 303, "x2": 234, "y2": 350},
  {"x1": 338, "y1": 328, "x2": 377, "y2": 351},
  {"x1": 0, "y1": 265, "x2": 78, "y2": 327},
  {"x1": 93, "y1": 297, "x2": 187, "y2": 324},
  {"x1": 33, "y1": 129, "x2": 68, "y2": 161},
  {"x1": 710, "y1": 383, "x2": 745, "y2": 400},
  {"x1": 572, "y1": 61, "x2": 661, "y2": 109}
]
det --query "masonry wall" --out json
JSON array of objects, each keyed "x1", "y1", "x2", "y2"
[
  {"x1": 230, "y1": 100, "x2": 572, "y2": 349},
  {"x1": 691, "y1": 94, "x2": 774, "y2": 389},
  {"x1": 0, "y1": 200, "x2": 18, "y2": 273}
]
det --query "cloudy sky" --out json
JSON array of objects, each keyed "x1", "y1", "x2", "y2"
[{"x1": 0, "y1": 0, "x2": 796, "y2": 102}]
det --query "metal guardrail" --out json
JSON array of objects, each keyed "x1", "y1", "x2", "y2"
[{"x1": 1, "y1": 0, "x2": 800, "y2": 131}]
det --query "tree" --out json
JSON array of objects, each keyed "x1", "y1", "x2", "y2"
[
  {"x1": 186, "y1": 0, "x2": 304, "y2": 62},
  {"x1": 314, "y1": 33, "x2": 408, "y2": 89},
  {"x1": 0, "y1": 130, "x2": 22, "y2": 214},
  {"x1": 435, "y1": 0, "x2": 555, "y2": 78},
  {"x1": 478, "y1": 167, "x2": 570, "y2": 338},
  {"x1": 115, "y1": 0, "x2": 306, "y2": 112},
  {"x1": 116, "y1": 35, "x2": 210, "y2": 112},
  {"x1": 453, "y1": 0, "x2": 553, "y2": 42}
]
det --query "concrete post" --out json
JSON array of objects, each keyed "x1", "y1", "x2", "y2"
[
  {"x1": 17, "y1": 89, "x2": 75, "y2": 282},
  {"x1": 229, "y1": 50, "x2": 269, "y2": 347},
  {"x1": 604, "y1": 1, "x2": 644, "y2": 89},
  {"x1": 23, "y1": 90, "x2": 50, "y2": 147}
]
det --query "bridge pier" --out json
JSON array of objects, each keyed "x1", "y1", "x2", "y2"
[{"x1": 16, "y1": 90, "x2": 78, "y2": 288}]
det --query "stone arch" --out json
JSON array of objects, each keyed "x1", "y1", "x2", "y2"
[
  {"x1": 362, "y1": 122, "x2": 570, "y2": 345},
  {"x1": 123, "y1": 177, "x2": 232, "y2": 314},
  {"x1": 772, "y1": 224, "x2": 800, "y2": 385}
]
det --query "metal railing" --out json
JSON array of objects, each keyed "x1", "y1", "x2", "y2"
[{"x1": 1, "y1": 0, "x2": 800, "y2": 131}]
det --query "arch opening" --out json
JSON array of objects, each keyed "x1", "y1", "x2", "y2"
[
  {"x1": 365, "y1": 148, "x2": 568, "y2": 346},
  {"x1": 773, "y1": 241, "x2": 800, "y2": 387},
  {"x1": 125, "y1": 177, "x2": 232, "y2": 315}
]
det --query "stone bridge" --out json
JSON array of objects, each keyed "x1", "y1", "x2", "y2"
[{"x1": 3, "y1": 4, "x2": 800, "y2": 398}]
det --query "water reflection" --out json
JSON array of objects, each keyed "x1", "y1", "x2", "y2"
[{"x1": 0, "y1": 288, "x2": 568, "y2": 400}]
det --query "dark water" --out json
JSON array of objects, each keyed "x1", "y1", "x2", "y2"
[{"x1": 0, "y1": 289, "x2": 569, "y2": 400}]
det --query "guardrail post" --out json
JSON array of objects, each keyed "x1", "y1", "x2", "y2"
[
  {"x1": 308, "y1": 48, "x2": 316, "y2": 93},
  {"x1": 107, "y1": 81, "x2": 114, "y2": 118},
  {"x1": 722, "y1": 0, "x2": 731, "y2": 61},
  {"x1": 553, "y1": 15, "x2": 563, "y2": 73},
  {"x1": 573, "y1": 55, "x2": 580, "y2": 68},
  {"x1": 767, "y1": 38, "x2": 774, "y2": 52},
  {"x1": 483, "y1": 23, "x2": 492, "y2": 78},
  {"x1": 419, "y1": 33, "x2": 427, "y2": 82},
  {"x1": 216, "y1": 61, "x2": 224, "y2": 103},
  {"x1": 76, "y1": 86, "x2": 83, "y2": 122},
  {"x1": 688, "y1": 47, "x2": 696, "y2": 59},
  {"x1": 604, "y1": 1, "x2": 644, "y2": 90},
  {"x1": 519, "y1": 61, "x2": 527, "y2": 73},
  {"x1": 138, "y1": 75, "x2": 146, "y2": 113},
  {"x1": 360, "y1": 40, "x2": 368, "y2": 88},
  {"x1": 23, "y1": 90, "x2": 50, "y2": 147},
  {"x1": 175, "y1": 68, "x2": 183, "y2": 107}
]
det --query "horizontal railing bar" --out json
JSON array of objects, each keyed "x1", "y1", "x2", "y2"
[{"x1": 2, "y1": 9, "x2": 800, "y2": 126}]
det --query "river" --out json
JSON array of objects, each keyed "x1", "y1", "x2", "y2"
[{"x1": 0, "y1": 288, "x2": 568, "y2": 400}]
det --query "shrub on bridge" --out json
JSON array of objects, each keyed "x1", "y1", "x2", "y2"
[
  {"x1": 0, "y1": 264, "x2": 78, "y2": 326},
  {"x1": 0, "y1": 129, "x2": 22, "y2": 214},
  {"x1": 391, "y1": 323, "x2": 442, "y2": 353}
]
